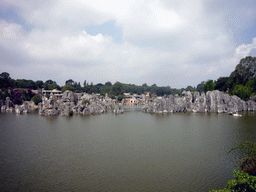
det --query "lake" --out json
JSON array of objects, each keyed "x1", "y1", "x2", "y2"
[{"x1": 1, "y1": 107, "x2": 256, "y2": 191}]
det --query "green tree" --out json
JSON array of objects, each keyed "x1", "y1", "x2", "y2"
[
  {"x1": 211, "y1": 170, "x2": 256, "y2": 192},
  {"x1": 204, "y1": 80, "x2": 215, "y2": 92},
  {"x1": 0, "y1": 72, "x2": 15, "y2": 89},
  {"x1": 196, "y1": 81, "x2": 205, "y2": 93},
  {"x1": 246, "y1": 79, "x2": 256, "y2": 94},
  {"x1": 83, "y1": 80, "x2": 87, "y2": 88},
  {"x1": 35, "y1": 80, "x2": 44, "y2": 89},
  {"x1": 15, "y1": 79, "x2": 36, "y2": 89},
  {"x1": 31, "y1": 94, "x2": 42, "y2": 105},
  {"x1": 232, "y1": 84, "x2": 252, "y2": 101},
  {"x1": 43, "y1": 80, "x2": 60, "y2": 90},
  {"x1": 105, "y1": 81, "x2": 112, "y2": 86},
  {"x1": 226, "y1": 170, "x2": 256, "y2": 192},
  {"x1": 62, "y1": 85, "x2": 75, "y2": 92},
  {"x1": 111, "y1": 81, "x2": 123, "y2": 96},
  {"x1": 215, "y1": 77, "x2": 229, "y2": 92},
  {"x1": 117, "y1": 94, "x2": 125, "y2": 101},
  {"x1": 185, "y1": 85, "x2": 195, "y2": 92},
  {"x1": 65, "y1": 79, "x2": 74, "y2": 86}
]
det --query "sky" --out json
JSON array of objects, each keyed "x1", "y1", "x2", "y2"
[{"x1": 0, "y1": 0, "x2": 256, "y2": 88}]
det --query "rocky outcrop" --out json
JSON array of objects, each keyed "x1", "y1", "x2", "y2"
[
  {"x1": 113, "y1": 105, "x2": 124, "y2": 114},
  {"x1": 39, "y1": 91, "x2": 118, "y2": 116},
  {"x1": 61, "y1": 90, "x2": 78, "y2": 104},
  {"x1": 39, "y1": 95, "x2": 59, "y2": 116},
  {"x1": 15, "y1": 101, "x2": 34, "y2": 114},
  {"x1": 0, "y1": 97, "x2": 36, "y2": 114},
  {"x1": 142, "y1": 90, "x2": 256, "y2": 114},
  {"x1": 1, "y1": 97, "x2": 14, "y2": 112}
]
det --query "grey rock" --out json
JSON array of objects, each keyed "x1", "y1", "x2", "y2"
[
  {"x1": 61, "y1": 90, "x2": 78, "y2": 104},
  {"x1": 113, "y1": 105, "x2": 124, "y2": 114},
  {"x1": 39, "y1": 91, "x2": 119, "y2": 116},
  {"x1": 143, "y1": 90, "x2": 256, "y2": 114}
]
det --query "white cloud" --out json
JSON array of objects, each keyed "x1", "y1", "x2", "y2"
[
  {"x1": 235, "y1": 37, "x2": 256, "y2": 59},
  {"x1": 0, "y1": 0, "x2": 256, "y2": 88}
]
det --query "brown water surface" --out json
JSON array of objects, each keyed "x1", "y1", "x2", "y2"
[{"x1": 1, "y1": 108, "x2": 256, "y2": 191}]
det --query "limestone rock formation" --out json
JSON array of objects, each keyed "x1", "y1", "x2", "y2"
[
  {"x1": 113, "y1": 105, "x2": 124, "y2": 114},
  {"x1": 39, "y1": 91, "x2": 118, "y2": 116},
  {"x1": 39, "y1": 95, "x2": 59, "y2": 116},
  {"x1": 142, "y1": 90, "x2": 256, "y2": 114}
]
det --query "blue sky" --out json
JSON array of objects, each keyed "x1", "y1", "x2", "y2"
[{"x1": 0, "y1": 0, "x2": 256, "y2": 88}]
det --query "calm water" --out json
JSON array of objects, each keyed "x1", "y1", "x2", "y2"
[{"x1": 1, "y1": 108, "x2": 256, "y2": 191}]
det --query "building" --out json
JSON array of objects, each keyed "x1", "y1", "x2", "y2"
[{"x1": 42, "y1": 89, "x2": 62, "y2": 99}]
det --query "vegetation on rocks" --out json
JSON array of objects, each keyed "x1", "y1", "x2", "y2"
[
  {"x1": 68, "y1": 110, "x2": 73, "y2": 116},
  {"x1": 31, "y1": 94, "x2": 42, "y2": 105}
]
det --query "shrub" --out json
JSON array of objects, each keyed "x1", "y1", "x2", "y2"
[
  {"x1": 31, "y1": 94, "x2": 42, "y2": 105},
  {"x1": 232, "y1": 84, "x2": 252, "y2": 101},
  {"x1": 12, "y1": 91, "x2": 22, "y2": 105},
  {"x1": 82, "y1": 99, "x2": 90, "y2": 105},
  {"x1": 229, "y1": 141, "x2": 256, "y2": 176},
  {"x1": 68, "y1": 110, "x2": 73, "y2": 116},
  {"x1": 226, "y1": 170, "x2": 256, "y2": 191},
  {"x1": 210, "y1": 170, "x2": 256, "y2": 192},
  {"x1": 211, "y1": 141, "x2": 256, "y2": 191}
]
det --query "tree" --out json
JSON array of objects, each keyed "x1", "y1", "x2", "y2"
[
  {"x1": 22, "y1": 88, "x2": 35, "y2": 101},
  {"x1": 232, "y1": 84, "x2": 252, "y2": 101},
  {"x1": 211, "y1": 170, "x2": 256, "y2": 192},
  {"x1": 225, "y1": 170, "x2": 256, "y2": 192},
  {"x1": 196, "y1": 81, "x2": 205, "y2": 93},
  {"x1": 215, "y1": 77, "x2": 229, "y2": 92},
  {"x1": 0, "y1": 72, "x2": 14, "y2": 89},
  {"x1": 65, "y1": 79, "x2": 74, "y2": 86},
  {"x1": 204, "y1": 80, "x2": 215, "y2": 92},
  {"x1": 246, "y1": 79, "x2": 256, "y2": 94},
  {"x1": 83, "y1": 80, "x2": 87, "y2": 88},
  {"x1": 0, "y1": 72, "x2": 10, "y2": 79},
  {"x1": 87, "y1": 82, "x2": 97, "y2": 94},
  {"x1": 62, "y1": 85, "x2": 75, "y2": 92},
  {"x1": 35, "y1": 80, "x2": 44, "y2": 89},
  {"x1": 105, "y1": 81, "x2": 112, "y2": 86},
  {"x1": 43, "y1": 79, "x2": 60, "y2": 90},
  {"x1": 117, "y1": 94, "x2": 125, "y2": 101},
  {"x1": 31, "y1": 94, "x2": 42, "y2": 105},
  {"x1": 111, "y1": 81, "x2": 123, "y2": 96},
  {"x1": 185, "y1": 85, "x2": 195, "y2": 92}
]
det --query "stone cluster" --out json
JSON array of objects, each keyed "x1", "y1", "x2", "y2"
[
  {"x1": 0, "y1": 97, "x2": 35, "y2": 114},
  {"x1": 39, "y1": 90, "x2": 119, "y2": 116},
  {"x1": 142, "y1": 90, "x2": 256, "y2": 114}
]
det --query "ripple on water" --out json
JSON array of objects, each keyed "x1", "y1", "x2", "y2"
[{"x1": 1, "y1": 111, "x2": 256, "y2": 191}]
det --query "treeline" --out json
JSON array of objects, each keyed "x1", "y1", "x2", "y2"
[
  {"x1": 0, "y1": 72, "x2": 186, "y2": 100},
  {"x1": 1, "y1": 56, "x2": 256, "y2": 102}
]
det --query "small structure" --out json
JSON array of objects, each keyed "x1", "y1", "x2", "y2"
[
  {"x1": 124, "y1": 93, "x2": 142, "y2": 105},
  {"x1": 42, "y1": 89, "x2": 62, "y2": 99}
]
